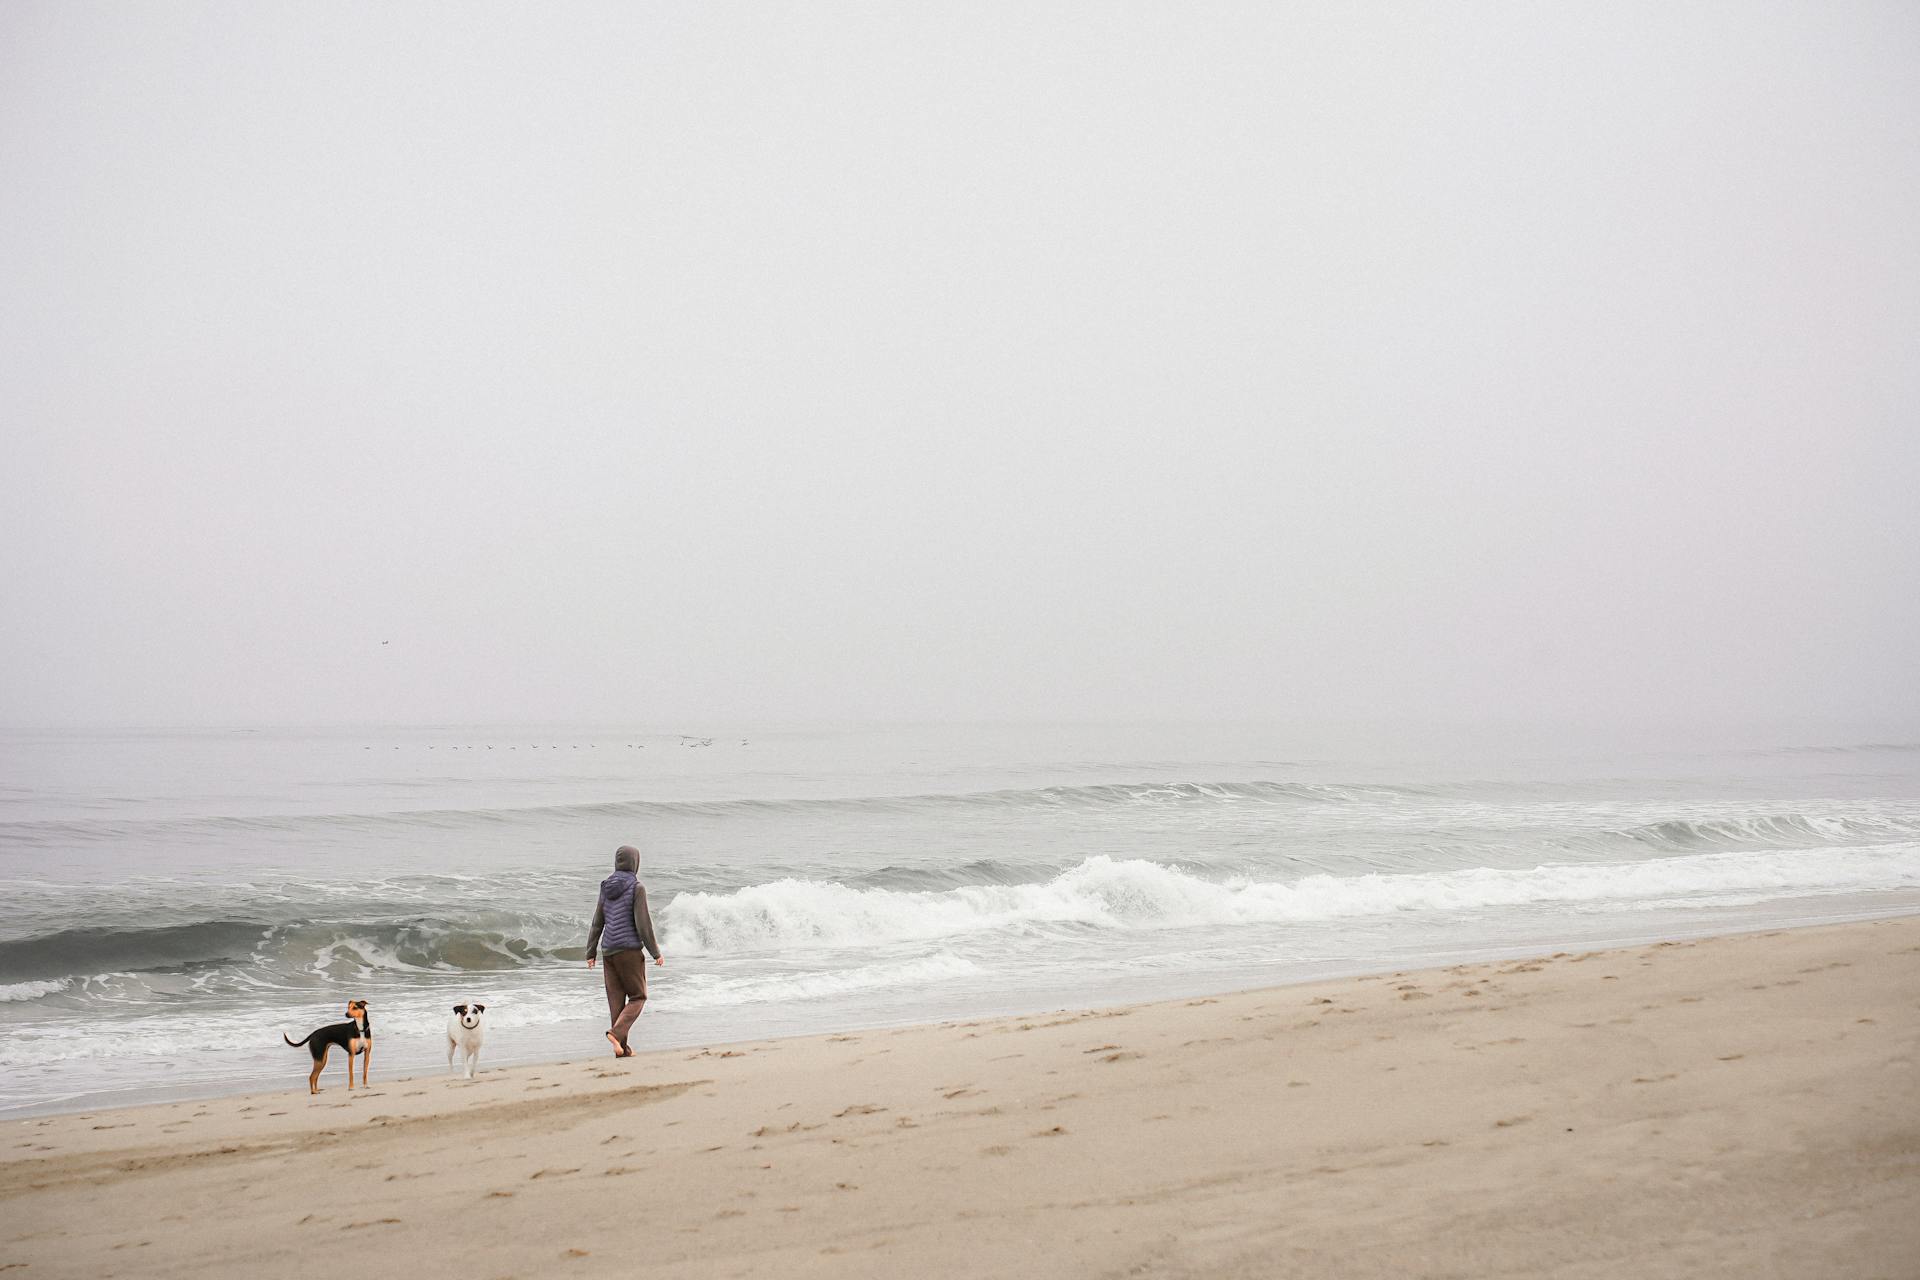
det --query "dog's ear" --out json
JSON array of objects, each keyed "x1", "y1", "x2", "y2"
[
  {"x1": 452, "y1": 1004, "x2": 468, "y2": 1014},
  {"x1": 473, "y1": 1003, "x2": 486, "y2": 1013}
]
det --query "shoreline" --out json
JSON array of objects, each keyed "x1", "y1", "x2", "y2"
[
  {"x1": 5, "y1": 915, "x2": 1918, "y2": 1277},
  {"x1": 8, "y1": 895, "x2": 1916, "y2": 1122}
]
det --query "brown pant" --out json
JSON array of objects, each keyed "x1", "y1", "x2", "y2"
[{"x1": 602, "y1": 950, "x2": 649, "y2": 1047}]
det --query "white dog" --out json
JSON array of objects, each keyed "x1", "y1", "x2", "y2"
[{"x1": 446, "y1": 1002, "x2": 487, "y2": 1078}]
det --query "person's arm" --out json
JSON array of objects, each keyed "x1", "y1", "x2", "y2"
[
  {"x1": 585, "y1": 901, "x2": 605, "y2": 966},
  {"x1": 633, "y1": 885, "x2": 662, "y2": 962}
]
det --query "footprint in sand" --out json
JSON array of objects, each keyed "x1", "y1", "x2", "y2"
[
  {"x1": 980, "y1": 1144, "x2": 1013, "y2": 1156},
  {"x1": 485, "y1": 1191, "x2": 514, "y2": 1199},
  {"x1": 529, "y1": 1167, "x2": 580, "y2": 1180},
  {"x1": 834, "y1": 1104, "x2": 886, "y2": 1118},
  {"x1": 343, "y1": 1218, "x2": 402, "y2": 1230},
  {"x1": 1494, "y1": 1115, "x2": 1532, "y2": 1128},
  {"x1": 1082, "y1": 1044, "x2": 1120, "y2": 1054}
]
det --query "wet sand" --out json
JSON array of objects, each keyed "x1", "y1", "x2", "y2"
[{"x1": 3, "y1": 916, "x2": 1916, "y2": 1278}]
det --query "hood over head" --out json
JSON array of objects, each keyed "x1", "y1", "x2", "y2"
[{"x1": 613, "y1": 845, "x2": 639, "y2": 873}]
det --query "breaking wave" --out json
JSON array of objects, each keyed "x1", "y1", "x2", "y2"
[
  {"x1": 664, "y1": 846, "x2": 1920, "y2": 955},
  {"x1": 0, "y1": 921, "x2": 272, "y2": 983},
  {"x1": 0, "y1": 915, "x2": 584, "y2": 985}
]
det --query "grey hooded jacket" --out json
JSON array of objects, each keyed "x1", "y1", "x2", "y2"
[{"x1": 586, "y1": 847, "x2": 661, "y2": 961}]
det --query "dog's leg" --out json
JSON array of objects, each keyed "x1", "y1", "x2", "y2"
[
  {"x1": 310, "y1": 1047, "x2": 326, "y2": 1095},
  {"x1": 360, "y1": 1043, "x2": 371, "y2": 1088},
  {"x1": 343, "y1": 1043, "x2": 354, "y2": 1090},
  {"x1": 447, "y1": 1037, "x2": 456, "y2": 1072}
]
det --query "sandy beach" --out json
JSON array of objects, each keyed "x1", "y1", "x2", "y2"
[{"x1": 4, "y1": 916, "x2": 1916, "y2": 1279}]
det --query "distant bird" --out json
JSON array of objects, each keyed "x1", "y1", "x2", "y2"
[{"x1": 381, "y1": 640, "x2": 389, "y2": 645}]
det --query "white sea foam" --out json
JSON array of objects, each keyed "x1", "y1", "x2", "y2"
[
  {"x1": 672, "y1": 953, "x2": 979, "y2": 1010},
  {"x1": 0, "y1": 954, "x2": 980, "y2": 1068},
  {"x1": 0, "y1": 979, "x2": 68, "y2": 1003},
  {"x1": 663, "y1": 846, "x2": 1920, "y2": 955}
]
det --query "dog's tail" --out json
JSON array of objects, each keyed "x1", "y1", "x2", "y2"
[{"x1": 283, "y1": 1030, "x2": 316, "y2": 1048}]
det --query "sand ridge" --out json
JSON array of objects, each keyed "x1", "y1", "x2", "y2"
[{"x1": 3, "y1": 917, "x2": 1917, "y2": 1278}]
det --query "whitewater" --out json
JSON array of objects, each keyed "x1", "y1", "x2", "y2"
[{"x1": 1, "y1": 724, "x2": 1917, "y2": 1116}]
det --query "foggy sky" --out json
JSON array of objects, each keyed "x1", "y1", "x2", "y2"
[{"x1": 2, "y1": 2, "x2": 1916, "y2": 732}]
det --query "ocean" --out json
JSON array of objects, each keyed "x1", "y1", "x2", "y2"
[{"x1": 2, "y1": 724, "x2": 1917, "y2": 1118}]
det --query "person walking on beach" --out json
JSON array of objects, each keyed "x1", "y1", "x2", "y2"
[{"x1": 585, "y1": 844, "x2": 662, "y2": 1057}]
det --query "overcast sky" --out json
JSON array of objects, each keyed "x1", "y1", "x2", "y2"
[{"x1": 1, "y1": 2, "x2": 1915, "y2": 732}]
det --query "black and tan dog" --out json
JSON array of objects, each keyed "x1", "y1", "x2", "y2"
[{"x1": 282, "y1": 999, "x2": 372, "y2": 1094}]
